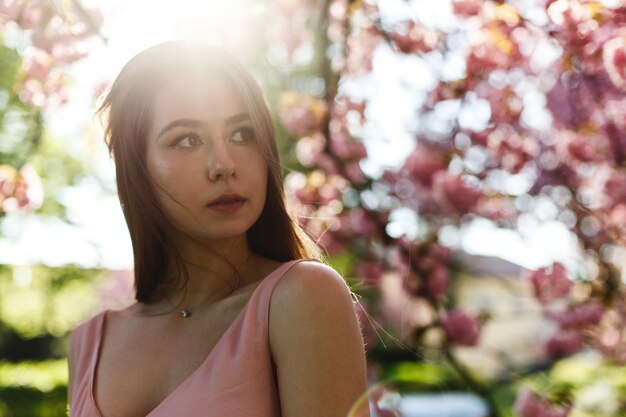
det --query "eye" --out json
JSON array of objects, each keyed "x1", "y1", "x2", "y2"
[
  {"x1": 172, "y1": 134, "x2": 203, "y2": 148},
  {"x1": 231, "y1": 127, "x2": 256, "y2": 143}
]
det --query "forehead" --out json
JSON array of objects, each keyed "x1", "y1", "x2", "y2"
[{"x1": 150, "y1": 72, "x2": 247, "y2": 129}]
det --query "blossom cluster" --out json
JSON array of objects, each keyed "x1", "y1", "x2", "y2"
[
  {"x1": 0, "y1": 0, "x2": 103, "y2": 110},
  {"x1": 0, "y1": 164, "x2": 43, "y2": 215},
  {"x1": 273, "y1": 0, "x2": 626, "y2": 414}
]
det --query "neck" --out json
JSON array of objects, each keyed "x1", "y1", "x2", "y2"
[{"x1": 147, "y1": 235, "x2": 258, "y2": 313}]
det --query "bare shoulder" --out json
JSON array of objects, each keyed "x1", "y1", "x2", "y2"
[
  {"x1": 269, "y1": 260, "x2": 370, "y2": 417},
  {"x1": 272, "y1": 260, "x2": 351, "y2": 304},
  {"x1": 269, "y1": 260, "x2": 355, "y2": 330}
]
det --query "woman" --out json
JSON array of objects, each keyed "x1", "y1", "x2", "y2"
[{"x1": 67, "y1": 41, "x2": 370, "y2": 417}]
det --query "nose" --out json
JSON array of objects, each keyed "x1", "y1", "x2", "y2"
[{"x1": 207, "y1": 140, "x2": 236, "y2": 181}]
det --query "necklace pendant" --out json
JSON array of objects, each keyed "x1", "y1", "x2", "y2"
[{"x1": 180, "y1": 309, "x2": 191, "y2": 318}]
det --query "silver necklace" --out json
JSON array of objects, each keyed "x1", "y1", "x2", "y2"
[{"x1": 164, "y1": 295, "x2": 196, "y2": 318}]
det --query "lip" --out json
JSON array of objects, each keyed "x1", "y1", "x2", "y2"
[{"x1": 207, "y1": 193, "x2": 246, "y2": 213}]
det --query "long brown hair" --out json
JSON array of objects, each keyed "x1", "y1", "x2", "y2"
[{"x1": 97, "y1": 41, "x2": 323, "y2": 302}]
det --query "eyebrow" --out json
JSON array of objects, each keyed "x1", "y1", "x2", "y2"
[
  {"x1": 156, "y1": 112, "x2": 251, "y2": 141},
  {"x1": 225, "y1": 112, "x2": 250, "y2": 126}
]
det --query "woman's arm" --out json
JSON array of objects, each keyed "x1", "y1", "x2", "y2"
[{"x1": 269, "y1": 261, "x2": 370, "y2": 417}]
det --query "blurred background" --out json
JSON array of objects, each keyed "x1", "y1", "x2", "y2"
[{"x1": 1, "y1": 0, "x2": 626, "y2": 416}]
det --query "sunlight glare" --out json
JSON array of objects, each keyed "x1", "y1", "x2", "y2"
[{"x1": 137, "y1": 0, "x2": 265, "y2": 57}]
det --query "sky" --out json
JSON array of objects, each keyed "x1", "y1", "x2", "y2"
[{"x1": 0, "y1": 0, "x2": 581, "y2": 271}]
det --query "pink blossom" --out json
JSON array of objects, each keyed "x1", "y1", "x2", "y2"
[
  {"x1": 345, "y1": 161, "x2": 366, "y2": 183},
  {"x1": 355, "y1": 260, "x2": 383, "y2": 284},
  {"x1": 31, "y1": 31, "x2": 62, "y2": 54},
  {"x1": 317, "y1": 183, "x2": 341, "y2": 205},
  {"x1": 474, "y1": 82, "x2": 523, "y2": 125},
  {"x1": 327, "y1": 0, "x2": 348, "y2": 43},
  {"x1": 15, "y1": 1, "x2": 44, "y2": 30},
  {"x1": 295, "y1": 133, "x2": 326, "y2": 167},
  {"x1": 565, "y1": 133, "x2": 609, "y2": 163},
  {"x1": 603, "y1": 36, "x2": 626, "y2": 91},
  {"x1": 50, "y1": 42, "x2": 90, "y2": 65},
  {"x1": 548, "y1": 301, "x2": 604, "y2": 328},
  {"x1": 466, "y1": 42, "x2": 512, "y2": 75},
  {"x1": 313, "y1": 154, "x2": 339, "y2": 176},
  {"x1": 452, "y1": 0, "x2": 482, "y2": 16},
  {"x1": 486, "y1": 127, "x2": 537, "y2": 174},
  {"x1": 442, "y1": 310, "x2": 481, "y2": 347},
  {"x1": 607, "y1": 204, "x2": 626, "y2": 244},
  {"x1": 529, "y1": 263, "x2": 572, "y2": 304},
  {"x1": 515, "y1": 388, "x2": 572, "y2": 417},
  {"x1": 279, "y1": 92, "x2": 326, "y2": 136},
  {"x1": 426, "y1": 264, "x2": 449, "y2": 300},
  {"x1": 0, "y1": 164, "x2": 43, "y2": 214},
  {"x1": 386, "y1": 247, "x2": 410, "y2": 279},
  {"x1": 432, "y1": 171, "x2": 483, "y2": 215},
  {"x1": 329, "y1": 130, "x2": 367, "y2": 160},
  {"x1": 318, "y1": 230, "x2": 346, "y2": 254},
  {"x1": 15, "y1": 165, "x2": 43, "y2": 212},
  {"x1": 603, "y1": 170, "x2": 626, "y2": 209},
  {"x1": 391, "y1": 21, "x2": 439, "y2": 54},
  {"x1": 333, "y1": 95, "x2": 366, "y2": 123},
  {"x1": 547, "y1": 0, "x2": 592, "y2": 32},
  {"x1": 469, "y1": 130, "x2": 489, "y2": 146},
  {"x1": 18, "y1": 79, "x2": 46, "y2": 109},
  {"x1": 339, "y1": 207, "x2": 377, "y2": 236},
  {"x1": 345, "y1": 26, "x2": 381, "y2": 77},
  {"x1": 29, "y1": 31, "x2": 94, "y2": 63},
  {"x1": 474, "y1": 196, "x2": 517, "y2": 222},
  {"x1": 21, "y1": 48, "x2": 53, "y2": 81},
  {"x1": 402, "y1": 145, "x2": 446, "y2": 187},
  {"x1": 0, "y1": 165, "x2": 17, "y2": 200},
  {"x1": 546, "y1": 72, "x2": 596, "y2": 129},
  {"x1": 428, "y1": 244, "x2": 451, "y2": 264},
  {"x1": 545, "y1": 329, "x2": 583, "y2": 359},
  {"x1": 0, "y1": 0, "x2": 21, "y2": 23}
]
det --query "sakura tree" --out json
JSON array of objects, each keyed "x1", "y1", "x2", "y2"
[
  {"x1": 266, "y1": 0, "x2": 626, "y2": 415},
  {"x1": 0, "y1": 0, "x2": 103, "y2": 217}
]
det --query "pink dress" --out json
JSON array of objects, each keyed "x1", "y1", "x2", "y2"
[{"x1": 69, "y1": 260, "x2": 309, "y2": 417}]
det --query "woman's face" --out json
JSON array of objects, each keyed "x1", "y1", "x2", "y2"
[{"x1": 145, "y1": 71, "x2": 268, "y2": 245}]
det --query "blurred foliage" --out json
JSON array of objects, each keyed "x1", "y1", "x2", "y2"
[
  {"x1": 26, "y1": 133, "x2": 94, "y2": 220},
  {"x1": 0, "y1": 263, "x2": 104, "y2": 415},
  {"x1": 0, "y1": 386, "x2": 66, "y2": 417},
  {"x1": 0, "y1": 359, "x2": 67, "y2": 417},
  {"x1": 0, "y1": 264, "x2": 106, "y2": 360},
  {"x1": 0, "y1": 3, "x2": 110, "y2": 415},
  {"x1": 0, "y1": 44, "x2": 42, "y2": 162},
  {"x1": 0, "y1": 360, "x2": 67, "y2": 393},
  {"x1": 0, "y1": 45, "x2": 20, "y2": 91},
  {"x1": 0, "y1": 40, "x2": 93, "y2": 222},
  {"x1": 378, "y1": 361, "x2": 463, "y2": 392},
  {"x1": 0, "y1": 44, "x2": 42, "y2": 176},
  {"x1": 375, "y1": 354, "x2": 626, "y2": 417}
]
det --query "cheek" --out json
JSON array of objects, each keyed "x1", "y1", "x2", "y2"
[
  {"x1": 146, "y1": 158, "x2": 192, "y2": 208},
  {"x1": 147, "y1": 163, "x2": 174, "y2": 195},
  {"x1": 148, "y1": 150, "x2": 197, "y2": 186},
  {"x1": 254, "y1": 155, "x2": 269, "y2": 191}
]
